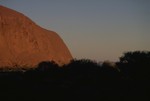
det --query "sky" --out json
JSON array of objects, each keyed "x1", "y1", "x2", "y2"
[{"x1": 0, "y1": 0, "x2": 150, "y2": 62}]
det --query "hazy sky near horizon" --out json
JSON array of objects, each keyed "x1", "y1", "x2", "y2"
[{"x1": 0, "y1": 0, "x2": 150, "y2": 61}]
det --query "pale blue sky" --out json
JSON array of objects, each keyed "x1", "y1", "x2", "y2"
[{"x1": 1, "y1": 0, "x2": 150, "y2": 61}]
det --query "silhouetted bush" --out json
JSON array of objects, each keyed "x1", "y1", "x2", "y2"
[
  {"x1": 36, "y1": 61, "x2": 59, "y2": 71},
  {"x1": 0, "y1": 51, "x2": 150, "y2": 100}
]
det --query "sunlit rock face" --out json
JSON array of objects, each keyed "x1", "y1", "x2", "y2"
[{"x1": 0, "y1": 5, "x2": 72, "y2": 68}]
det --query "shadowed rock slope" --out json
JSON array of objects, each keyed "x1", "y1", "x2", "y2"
[{"x1": 0, "y1": 5, "x2": 72, "y2": 68}]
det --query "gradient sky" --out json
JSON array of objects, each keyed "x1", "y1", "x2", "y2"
[{"x1": 0, "y1": 0, "x2": 150, "y2": 62}]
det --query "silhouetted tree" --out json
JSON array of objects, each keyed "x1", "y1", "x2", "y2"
[
  {"x1": 118, "y1": 51, "x2": 150, "y2": 79},
  {"x1": 119, "y1": 51, "x2": 150, "y2": 67},
  {"x1": 117, "y1": 51, "x2": 150, "y2": 97}
]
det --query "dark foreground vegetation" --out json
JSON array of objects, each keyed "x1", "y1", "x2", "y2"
[{"x1": 0, "y1": 51, "x2": 150, "y2": 100}]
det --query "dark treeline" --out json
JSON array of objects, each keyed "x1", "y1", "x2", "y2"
[{"x1": 0, "y1": 51, "x2": 150, "y2": 100}]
